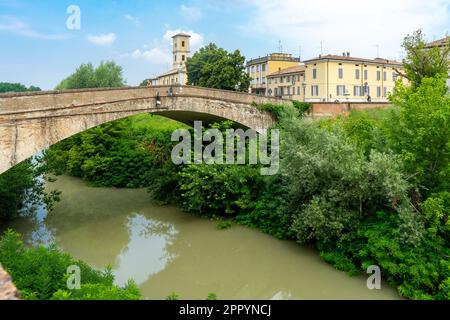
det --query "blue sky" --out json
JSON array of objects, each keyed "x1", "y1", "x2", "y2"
[{"x1": 1, "y1": 0, "x2": 449, "y2": 90}]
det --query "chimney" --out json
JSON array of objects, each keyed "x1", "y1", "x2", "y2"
[{"x1": 347, "y1": 52, "x2": 350, "y2": 57}]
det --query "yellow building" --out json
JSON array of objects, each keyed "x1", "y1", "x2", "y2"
[
  {"x1": 303, "y1": 53, "x2": 405, "y2": 102},
  {"x1": 266, "y1": 65, "x2": 306, "y2": 100},
  {"x1": 152, "y1": 33, "x2": 191, "y2": 86},
  {"x1": 246, "y1": 53, "x2": 300, "y2": 95}
]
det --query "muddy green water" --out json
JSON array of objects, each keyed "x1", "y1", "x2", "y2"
[{"x1": 3, "y1": 175, "x2": 400, "y2": 300}]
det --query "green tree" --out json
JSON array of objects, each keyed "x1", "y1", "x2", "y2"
[
  {"x1": 397, "y1": 30, "x2": 449, "y2": 88},
  {"x1": 186, "y1": 43, "x2": 251, "y2": 92},
  {"x1": 0, "y1": 82, "x2": 41, "y2": 93},
  {"x1": 388, "y1": 76, "x2": 450, "y2": 196},
  {"x1": 139, "y1": 79, "x2": 152, "y2": 87},
  {"x1": 55, "y1": 61, "x2": 126, "y2": 90}
]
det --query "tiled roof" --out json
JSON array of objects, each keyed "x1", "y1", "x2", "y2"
[
  {"x1": 268, "y1": 65, "x2": 305, "y2": 77},
  {"x1": 425, "y1": 36, "x2": 450, "y2": 48},
  {"x1": 172, "y1": 32, "x2": 191, "y2": 38}
]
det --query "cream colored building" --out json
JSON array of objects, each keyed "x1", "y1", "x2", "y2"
[
  {"x1": 246, "y1": 53, "x2": 300, "y2": 95},
  {"x1": 151, "y1": 33, "x2": 191, "y2": 86},
  {"x1": 266, "y1": 65, "x2": 306, "y2": 100},
  {"x1": 302, "y1": 53, "x2": 405, "y2": 102}
]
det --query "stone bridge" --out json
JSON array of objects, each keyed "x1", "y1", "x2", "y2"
[{"x1": 0, "y1": 85, "x2": 284, "y2": 175}]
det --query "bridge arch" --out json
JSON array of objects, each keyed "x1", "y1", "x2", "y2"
[{"x1": 0, "y1": 85, "x2": 284, "y2": 175}]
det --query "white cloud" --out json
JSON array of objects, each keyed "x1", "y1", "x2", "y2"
[
  {"x1": 180, "y1": 5, "x2": 202, "y2": 22},
  {"x1": 122, "y1": 29, "x2": 204, "y2": 72},
  {"x1": 86, "y1": 33, "x2": 116, "y2": 46},
  {"x1": 124, "y1": 14, "x2": 140, "y2": 27},
  {"x1": 241, "y1": 0, "x2": 450, "y2": 60},
  {"x1": 0, "y1": 15, "x2": 68, "y2": 40},
  {"x1": 127, "y1": 47, "x2": 172, "y2": 65}
]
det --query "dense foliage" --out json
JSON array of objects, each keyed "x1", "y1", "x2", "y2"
[
  {"x1": 0, "y1": 82, "x2": 41, "y2": 93},
  {"x1": 0, "y1": 230, "x2": 141, "y2": 300},
  {"x1": 55, "y1": 61, "x2": 126, "y2": 90},
  {"x1": 46, "y1": 114, "x2": 183, "y2": 188},
  {"x1": 186, "y1": 43, "x2": 251, "y2": 92}
]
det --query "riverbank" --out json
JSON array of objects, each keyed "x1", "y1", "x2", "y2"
[{"x1": 2, "y1": 175, "x2": 401, "y2": 299}]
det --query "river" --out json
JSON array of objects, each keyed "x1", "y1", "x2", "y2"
[{"x1": 2, "y1": 175, "x2": 401, "y2": 300}]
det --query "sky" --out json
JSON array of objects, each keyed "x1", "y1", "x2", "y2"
[{"x1": 0, "y1": 0, "x2": 449, "y2": 90}]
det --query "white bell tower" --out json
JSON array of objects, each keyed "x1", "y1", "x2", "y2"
[{"x1": 172, "y1": 33, "x2": 191, "y2": 69}]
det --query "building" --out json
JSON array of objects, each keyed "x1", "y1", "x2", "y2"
[
  {"x1": 302, "y1": 53, "x2": 405, "y2": 102},
  {"x1": 151, "y1": 33, "x2": 191, "y2": 86},
  {"x1": 246, "y1": 53, "x2": 300, "y2": 95},
  {"x1": 266, "y1": 65, "x2": 306, "y2": 100}
]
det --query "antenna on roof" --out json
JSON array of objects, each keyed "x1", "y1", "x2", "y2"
[
  {"x1": 299, "y1": 45, "x2": 302, "y2": 61},
  {"x1": 375, "y1": 44, "x2": 380, "y2": 58}
]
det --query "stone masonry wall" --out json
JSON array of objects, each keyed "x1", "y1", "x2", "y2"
[{"x1": 0, "y1": 265, "x2": 19, "y2": 300}]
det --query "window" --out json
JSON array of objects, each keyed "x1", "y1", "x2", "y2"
[
  {"x1": 336, "y1": 85, "x2": 345, "y2": 96},
  {"x1": 174, "y1": 55, "x2": 177, "y2": 62},
  {"x1": 383, "y1": 71, "x2": 387, "y2": 81},
  {"x1": 268, "y1": 78, "x2": 271, "y2": 85},
  {"x1": 287, "y1": 76, "x2": 290, "y2": 83},
  {"x1": 364, "y1": 70, "x2": 368, "y2": 80},
  {"x1": 182, "y1": 41, "x2": 185, "y2": 47},
  {"x1": 313, "y1": 69, "x2": 317, "y2": 79},
  {"x1": 377, "y1": 86, "x2": 381, "y2": 97},
  {"x1": 182, "y1": 55, "x2": 185, "y2": 61},
  {"x1": 262, "y1": 64, "x2": 266, "y2": 72},
  {"x1": 280, "y1": 87, "x2": 284, "y2": 95},
  {"x1": 275, "y1": 77, "x2": 277, "y2": 84},
  {"x1": 311, "y1": 85, "x2": 319, "y2": 96},
  {"x1": 280, "y1": 77, "x2": 284, "y2": 83},
  {"x1": 274, "y1": 88, "x2": 278, "y2": 96},
  {"x1": 287, "y1": 87, "x2": 290, "y2": 95},
  {"x1": 364, "y1": 85, "x2": 370, "y2": 95},
  {"x1": 355, "y1": 69, "x2": 360, "y2": 80},
  {"x1": 377, "y1": 71, "x2": 381, "y2": 81},
  {"x1": 338, "y1": 68, "x2": 343, "y2": 79},
  {"x1": 383, "y1": 87, "x2": 387, "y2": 97},
  {"x1": 353, "y1": 86, "x2": 363, "y2": 96},
  {"x1": 297, "y1": 86, "x2": 301, "y2": 95}
]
